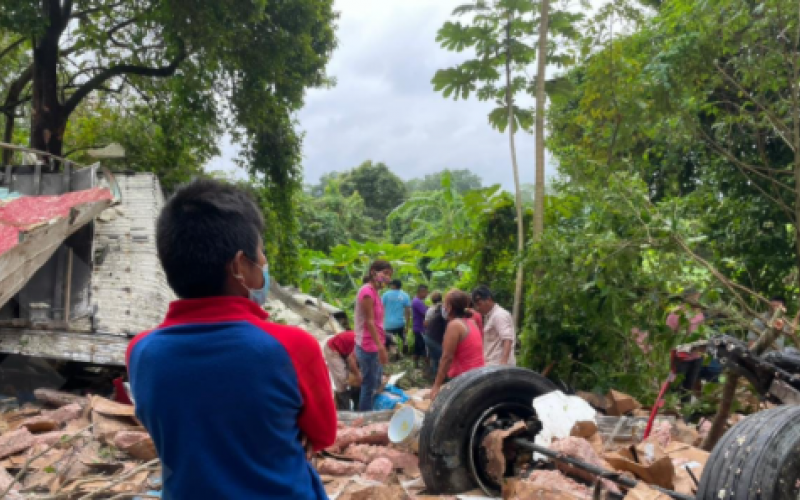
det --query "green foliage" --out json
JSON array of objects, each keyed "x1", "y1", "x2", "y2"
[
  {"x1": 338, "y1": 161, "x2": 408, "y2": 227},
  {"x1": 521, "y1": 173, "x2": 719, "y2": 400},
  {"x1": 388, "y1": 171, "x2": 526, "y2": 311},
  {"x1": 299, "y1": 241, "x2": 431, "y2": 311},
  {"x1": 297, "y1": 178, "x2": 377, "y2": 253},
  {"x1": 433, "y1": 0, "x2": 583, "y2": 132},
  {"x1": 405, "y1": 169, "x2": 482, "y2": 194},
  {"x1": 1, "y1": 0, "x2": 337, "y2": 285},
  {"x1": 63, "y1": 98, "x2": 213, "y2": 192},
  {"x1": 547, "y1": 0, "x2": 799, "y2": 298}
]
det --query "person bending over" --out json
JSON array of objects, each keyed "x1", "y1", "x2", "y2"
[{"x1": 324, "y1": 320, "x2": 362, "y2": 410}]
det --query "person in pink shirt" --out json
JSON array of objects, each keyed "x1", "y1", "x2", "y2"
[
  {"x1": 431, "y1": 289, "x2": 485, "y2": 401},
  {"x1": 354, "y1": 260, "x2": 393, "y2": 411},
  {"x1": 666, "y1": 288, "x2": 705, "y2": 402}
]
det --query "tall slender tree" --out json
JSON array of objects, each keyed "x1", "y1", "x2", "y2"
[
  {"x1": 532, "y1": 0, "x2": 549, "y2": 241},
  {"x1": 433, "y1": 0, "x2": 582, "y2": 325},
  {"x1": 433, "y1": 0, "x2": 536, "y2": 325}
]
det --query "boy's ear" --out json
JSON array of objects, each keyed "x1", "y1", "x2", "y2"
[{"x1": 229, "y1": 250, "x2": 247, "y2": 279}]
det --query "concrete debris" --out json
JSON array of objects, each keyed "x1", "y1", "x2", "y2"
[
  {"x1": 33, "y1": 388, "x2": 88, "y2": 408},
  {"x1": 329, "y1": 422, "x2": 390, "y2": 452},
  {"x1": 338, "y1": 482, "x2": 410, "y2": 500},
  {"x1": 0, "y1": 427, "x2": 33, "y2": 459},
  {"x1": 550, "y1": 436, "x2": 621, "y2": 494},
  {"x1": 503, "y1": 471, "x2": 591, "y2": 499},
  {"x1": 649, "y1": 420, "x2": 673, "y2": 449},
  {"x1": 364, "y1": 457, "x2": 394, "y2": 483},
  {"x1": 343, "y1": 444, "x2": 419, "y2": 473},
  {"x1": 31, "y1": 430, "x2": 70, "y2": 447},
  {"x1": 43, "y1": 402, "x2": 84, "y2": 424},
  {"x1": 113, "y1": 430, "x2": 157, "y2": 460},
  {"x1": 317, "y1": 457, "x2": 368, "y2": 476}
]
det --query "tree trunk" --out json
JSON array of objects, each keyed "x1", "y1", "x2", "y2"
[
  {"x1": 30, "y1": 0, "x2": 68, "y2": 157},
  {"x1": 2, "y1": 65, "x2": 34, "y2": 164},
  {"x1": 532, "y1": 0, "x2": 550, "y2": 241},
  {"x1": 506, "y1": 11, "x2": 525, "y2": 329},
  {"x1": 793, "y1": 45, "x2": 800, "y2": 293}
]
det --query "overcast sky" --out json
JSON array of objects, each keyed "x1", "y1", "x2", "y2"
[{"x1": 207, "y1": 0, "x2": 555, "y2": 191}]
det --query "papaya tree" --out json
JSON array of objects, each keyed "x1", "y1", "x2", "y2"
[{"x1": 432, "y1": 0, "x2": 582, "y2": 326}]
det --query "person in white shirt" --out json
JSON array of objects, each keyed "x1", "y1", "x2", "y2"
[{"x1": 471, "y1": 285, "x2": 516, "y2": 366}]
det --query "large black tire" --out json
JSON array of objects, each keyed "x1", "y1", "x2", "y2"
[
  {"x1": 697, "y1": 405, "x2": 800, "y2": 499},
  {"x1": 419, "y1": 366, "x2": 557, "y2": 494}
]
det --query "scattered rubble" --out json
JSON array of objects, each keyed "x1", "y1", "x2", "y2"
[
  {"x1": 0, "y1": 382, "x2": 741, "y2": 499},
  {"x1": 0, "y1": 390, "x2": 159, "y2": 498}
]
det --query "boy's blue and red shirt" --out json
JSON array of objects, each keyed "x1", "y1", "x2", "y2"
[{"x1": 126, "y1": 296, "x2": 337, "y2": 499}]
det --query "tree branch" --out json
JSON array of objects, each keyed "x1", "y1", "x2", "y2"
[
  {"x1": 61, "y1": 0, "x2": 74, "y2": 30},
  {"x1": 0, "y1": 37, "x2": 25, "y2": 62},
  {"x1": 697, "y1": 125, "x2": 798, "y2": 194},
  {"x1": 63, "y1": 44, "x2": 186, "y2": 116},
  {"x1": 714, "y1": 61, "x2": 795, "y2": 150},
  {"x1": 71, "y1": 1, "x2": 125, "y2": 20},
  {"x1": 107, "y1": 18, "x2": 139, "y2": 48}
]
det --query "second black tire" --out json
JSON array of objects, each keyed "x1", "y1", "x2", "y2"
[
  {"x1": 697, "y1": 405, "x2": 800, "y2": 499},
  {"x1": 418, "y1": 366, "x2": 557, "y2": 494}
]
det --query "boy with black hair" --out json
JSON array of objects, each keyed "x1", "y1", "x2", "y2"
[{"x1": 127, "y1": 179, "x2": 336, "y2": 499}]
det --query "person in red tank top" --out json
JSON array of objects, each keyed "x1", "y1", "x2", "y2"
[{"x1": 431, "y1": 289, "x2": 485, "y2": 401}]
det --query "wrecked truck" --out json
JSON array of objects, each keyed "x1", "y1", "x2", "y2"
[
  {"x1": 418, "y1": 362, "x2": 800, "y2": 499},
  {"x1": 0, "y1": 143, "x2": 344, "y2": 395}
]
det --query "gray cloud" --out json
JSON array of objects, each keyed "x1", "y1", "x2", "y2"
[{"x1": 207, "y1": 0, "x2": 556, "y2": 191}]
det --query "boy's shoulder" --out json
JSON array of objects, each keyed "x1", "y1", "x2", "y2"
[{"x1": 248, "y1": 319, "x2": 325, "y2": 359}]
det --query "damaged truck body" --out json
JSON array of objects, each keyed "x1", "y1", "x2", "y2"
[{"x1": 0, "y1": 143, "x2": 344, "y2": 394}]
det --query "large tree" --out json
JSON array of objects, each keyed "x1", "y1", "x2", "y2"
[
  {"x1": 0, "y1": 0, "x2": 336, "y2": 163},
  {"x1": 1, "y1": 0, "x2": 336, "y2": 285},
  {"x1": 339, "y1": 160, "x2": 408, "y2": 225}
]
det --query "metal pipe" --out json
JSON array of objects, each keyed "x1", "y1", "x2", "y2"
[{"x1": 512, "y1": 438, "x2": 696, "y2": 500}]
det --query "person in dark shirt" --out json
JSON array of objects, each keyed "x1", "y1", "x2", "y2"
[
  {"x1": 411, "y1": 284, "x2": 429, "y2": 368},
  {"x1": 127, "y1": 179, "x2": 336, "y2": 500},
  {"x1": 423, "y1": 291, "x2": 446, "y2": 379}
]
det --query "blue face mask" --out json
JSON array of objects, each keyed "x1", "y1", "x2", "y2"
[
  {"x1": 238, "y1": 262, "x2": 270, "y2": 306},
  {"x1": 441, "y1": 305, "x2": 450, "y2": 320}
]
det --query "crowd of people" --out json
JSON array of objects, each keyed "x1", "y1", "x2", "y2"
[{"x1": 321, "y1": 259, "x2": 518, "y2": 411}]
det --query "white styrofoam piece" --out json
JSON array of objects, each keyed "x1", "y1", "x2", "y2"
[{"x1": 532, "y1": 390, "x2": 597, "y2": 461}]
